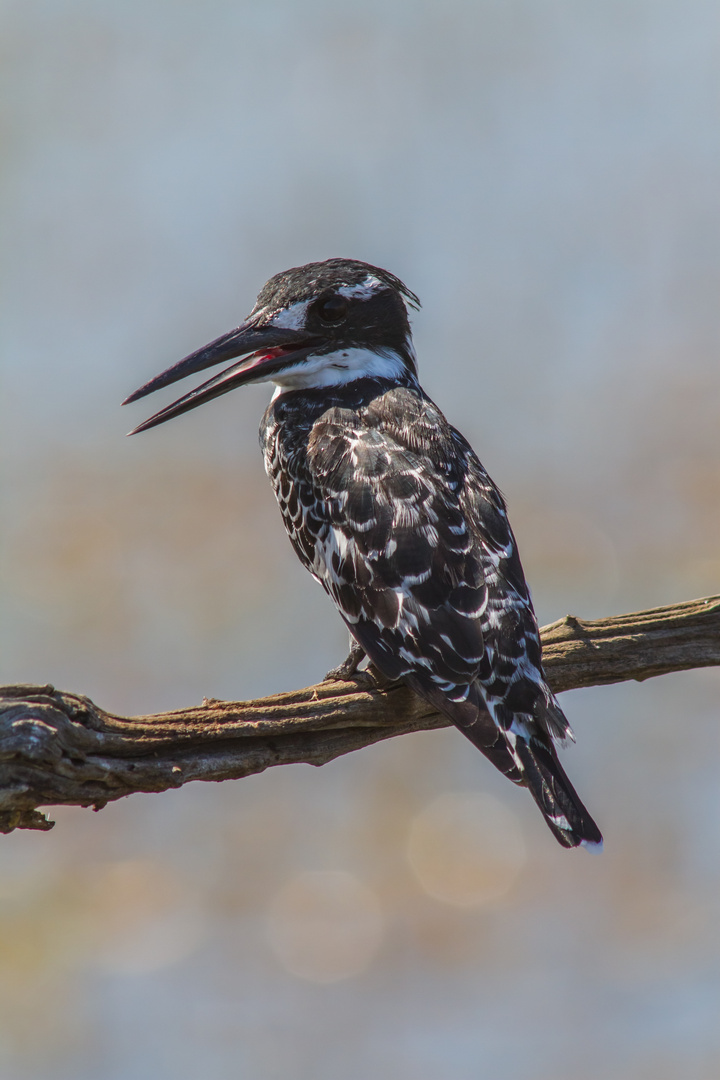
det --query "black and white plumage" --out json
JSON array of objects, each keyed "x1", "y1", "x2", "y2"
[{"x1": 124, "y1": 258, "x2": 602, "y2": 850}]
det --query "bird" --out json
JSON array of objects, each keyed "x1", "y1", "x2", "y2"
[{"x1": 123, "y1": 258, "x2": 602, "y2": 851}]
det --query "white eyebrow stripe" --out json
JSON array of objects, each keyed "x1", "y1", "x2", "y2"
[
  {"x1": 269, "y1": 300, "x2": 312, "y2": 330},
  {"x1": 267, "y1": 276, "x2": 384, "y2": 327},
  {"x1": 337, "y1": 276, "x2": 384, "y2": 300}
]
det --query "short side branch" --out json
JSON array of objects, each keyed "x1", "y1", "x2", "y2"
[{"x1": 1, "y1": 595, "x2": 718, "y2": 833}]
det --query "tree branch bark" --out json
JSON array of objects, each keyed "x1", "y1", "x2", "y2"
[{"x1": 1, "y1": 595, "x2": 718, "y2": 834}]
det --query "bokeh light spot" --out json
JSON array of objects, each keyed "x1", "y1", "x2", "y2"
[
  {"x1": 407, "y1": 792, "x2": 526, "y2": 907},
  {"x1": 265, "y1": 870, "x2": 383, "y2": 983}
]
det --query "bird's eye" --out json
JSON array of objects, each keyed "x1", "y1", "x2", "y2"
[{"x1": 316, "y1": 296, "x2": 348, "y2": 324}]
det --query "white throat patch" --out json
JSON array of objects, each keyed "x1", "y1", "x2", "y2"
[{"x1": 270, "y1": 347, "x2": 407, "y2": 397}]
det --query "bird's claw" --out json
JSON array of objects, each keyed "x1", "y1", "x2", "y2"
[{"x1": 324, "y1": 640, "x2": 367, "y2": 681}]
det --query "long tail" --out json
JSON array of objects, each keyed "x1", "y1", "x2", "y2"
[
  {"x1": 405, "y1": 676, "x2": 603, "y2": 851},
  {"x1": 512, "y1": 736, "x2": 603, "y2": 850}
]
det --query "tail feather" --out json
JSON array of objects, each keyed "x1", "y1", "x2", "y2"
[
  {"x1": 514, "y1": 737, "x2": 603, "y2": 850},
  {"x1": 405, "y1": 674, "x2": 603, "y2": 851}
]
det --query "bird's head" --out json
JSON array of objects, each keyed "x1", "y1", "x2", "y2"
[{"x1": 123, "y1": 258, "x2": 420, "y2": 433}]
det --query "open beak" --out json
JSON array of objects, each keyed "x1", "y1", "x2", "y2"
[{"x1": 123, "y1": 320, "x2": 323, "y2": 434}]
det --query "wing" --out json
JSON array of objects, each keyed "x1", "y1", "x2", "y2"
[
  {"x1": 303, "y1": 387, "x2": 571, "y2": 733},
  {"x1": 304, "y1": 388, "x2": 492, "y2": 690}
]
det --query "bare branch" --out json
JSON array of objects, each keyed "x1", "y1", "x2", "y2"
[{"x1": 1, "y1": 595, "x2": 718, "y2": 833}]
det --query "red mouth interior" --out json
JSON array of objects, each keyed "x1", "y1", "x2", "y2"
[{"x1": 245, "y1": 339, "x2": 322, "y2": 370}]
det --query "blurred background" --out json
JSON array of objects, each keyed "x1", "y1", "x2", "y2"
[{"x1": 1, "y1": 1, "x2": 720, "y2": 1077}]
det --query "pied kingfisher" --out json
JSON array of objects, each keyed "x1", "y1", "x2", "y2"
[{"x1": 124, "y1": 258, "x2": 602, "y2": 850}]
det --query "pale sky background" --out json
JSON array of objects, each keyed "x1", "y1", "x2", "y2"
[{"x1": 1, "y1": 2, "x2": 720, "y2": 1078}]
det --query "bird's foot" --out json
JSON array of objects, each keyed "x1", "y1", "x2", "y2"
[{"x1": 324, "y1": 640, "x2": 367, "y2": 682}]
